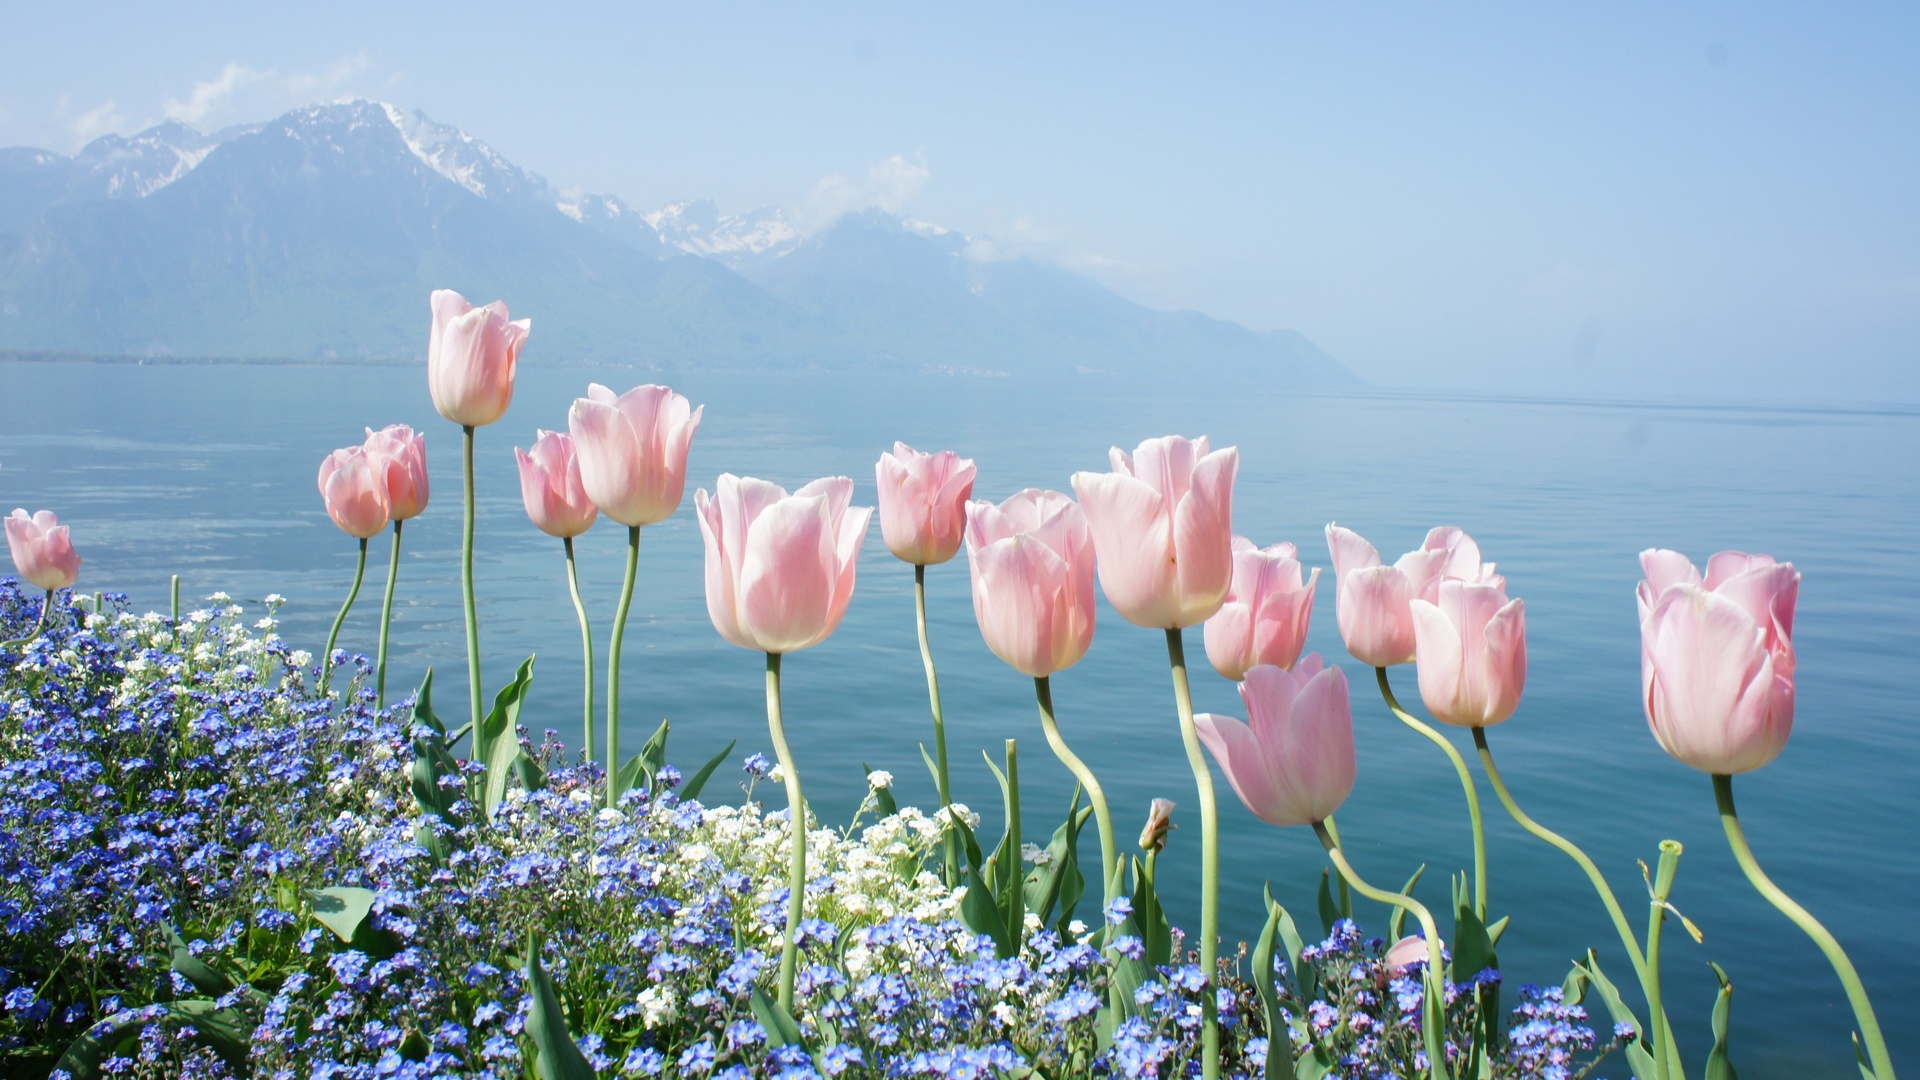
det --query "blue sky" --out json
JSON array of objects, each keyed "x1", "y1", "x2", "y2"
[{"x1": 4, "y1": 2, "x2": 1915, "y2": 399}]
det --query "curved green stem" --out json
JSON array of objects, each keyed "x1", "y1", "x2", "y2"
[
  {"x1": 460, "y1": 424, "x2": 482, "y2": 734},
  {"x1": 1166, "y1": 628, "x2": 1219, "y2": 1080},
  {"x1": 1314, "y1": 821, "x2": 1452, "y2": 1080},
  {"x1": 169, "y1": 575, "x2": 180, "y2": 622},
  {"x1": 1, "y1": 589, "x2": 54, "y2": 651},
  {"x1": 1321, "y1": 815, "x2": 1354, "y2": 916},
  {"x1": 765, "y1": 653, "x2": 806, "y2": 1013},
  {"x1": 1377, "y1": 667, "x2": 1485, "y2": 920},
  {"x1": 564, "y1": 537, "x2": 595, "y2": 762},
  {"x1": 322, "y1": 538, "x2": 368, "y2": 695},
  {"x1": 1472, "y1": 729, "x2": 1648, "y2": 976},
  {"x1": 606, "y1": 525, "x2": 641, "y2": 801},
  {"x1": 1034, "y1": 676, "x2": 1119, "y2": 904},
  {"x1": 1644, "y1": 840, "x2": 1682, "y2": 1080},
  {"x1": 375, "y1": 520, "x2": 403, "y2": 709},
  {"x1": 1715, "y1": 774, "x2": 1894, "y2": 1080}
]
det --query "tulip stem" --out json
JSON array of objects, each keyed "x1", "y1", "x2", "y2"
[
  {"x1": 606, "y1": 525, "x2": 641, "y2": 803},
  {"x1": 1166, "y1": 628, "x2": 1220, "y2": 1080},
  {"x1": 1471, "y1": 729, "x2": 1658, "y2": 991},
  {"x1": 916, "y1": 564, "x2": 958, "y2": 884},
  {"x1": 1314, "y1": 821, "x2": 1452, "y2": 1080},
  {"x1": 170, "y1": 575, "x2": 180, "y2": 622},
  {"x1": 1644, "y1": 840, "x2": 1683, "y2": 1080},
  {"x1": 1034, "y1": 676, "x2": 1120, "y2": 906},
  {"x1": 375, "y1": 520, "x2": 403, "y2": 710},
  {"x1": 564, "y1": 537, "x2": 595, "y2": 763},
  {"x1": 1377, "y1": 667, "x2": 1486, "y2": 921},
  {"x1": 460, "y1": 424, "x2": 482, "y2": 735},
  {"x1": 2, "y1": 589, "x2": 54, "y2": 651},
  {"x1": 322, "y1": 538, "x2": 367, "y2": 695},
  {"x1": 1321, "y1": 815, "x2": 1354, "y2": 917},
  {"x1": 1715, "y1": 774, "x2": 1894, "y2": 1080},
  {"x1": 765, "y1": 652, "x2": 806, "y2": 1013}
]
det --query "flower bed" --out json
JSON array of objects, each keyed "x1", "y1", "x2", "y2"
[{"x1": 0, "y1": 583, "x2": 1618, "y2": 1079}]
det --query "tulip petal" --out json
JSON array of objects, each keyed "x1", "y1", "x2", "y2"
[{"x1": 1072, "y1": 469, "x2": 1176, "y2": 627}]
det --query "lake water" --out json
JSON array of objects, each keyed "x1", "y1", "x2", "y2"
[{"x1": 2, "y1": 358, "x2": 1915, "y2": 1076}]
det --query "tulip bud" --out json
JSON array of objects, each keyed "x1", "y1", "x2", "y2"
[
  {"x1": 1204, "y1": 537, "x2": 1320, "y2": 680},
  {"x1": 1194, "y1": 657, "x2": 1356, "y2": 828},
  {"x1": 316, "y1": 447, "x2": 391, "y2": 539},
  {"x1": 515, "y1": 430, "x2": 598, "y2": 539},
  {"x1": 876, "y1": 442, "x2": 976, "y2": 566},
  {"x1": 695, "y1": 474, "x2": 872, "y2": 654},
  {"x1": 362, "y1": 425, "x2": 429, "y2": 521},
  {"x1": 963, "y1": 490, "x2": 1097, "y2": 678},
  {"x1": 1139, "y1": 798, "x2": 1177, "y2": 854},
  {"x1": 1410, "y1": 580, "x2": 1527, "y2": 728},
  {"x1": 1384, "y1": 934, "x2": 1430, "y2": 975},
  {"x1": 1637, "y1": 549, "x2": 1798, "y2": 775},
  {"x1": 568, "y1": 383, "x2": 703, "y2": 527},
  {"x1": 427, "y1": 289, "x2": 529, "y2": 428},
  {"x1": 5, "y1": 509, "x2": 81, "y2": 591},
  {"x1": 1071, "y1": 435, "x2": 1238, "y2": 629}
]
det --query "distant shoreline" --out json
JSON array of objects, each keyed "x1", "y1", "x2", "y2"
[{"x1": 0, "y1": 349, "x2": 417, "y2": 368}]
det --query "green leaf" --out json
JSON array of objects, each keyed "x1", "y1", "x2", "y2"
[
  {"x1": 1485, "y1": 914, "x2": 1510, "y2": 947},
  {"x1": 1451, "y1": 898, "x2": 1496, "y2": 983},
  {"x1": 477, "y1": 656, "x2": 536, "y2": 820},
  {"x1": 638, "y1": 718, "x2": 671, "y2": 791},
  {"x1": 516, "y1": 750, "x2": 547, "y2": 793},
  {"x1": 55, "y1": 1000, "x2": 254, "y2": 1079},
  {"x1": 1572, "y1": 951, "x2": 1658, "y2": 1080},
  {"x1": 1388, "y1": 865, "x2": 1426, "y2": 942},
  {"x1": 1853, "y1": 1033, "x2": 1876, "y2": 1080},
  {"x1": 1705, "y1": 961, "x2": 1738, "y2": 1080},
  {"x1": 959, "y1": 865, "x2": 1016, "y2": 957},
  {"x1": 411, "y1": 667, "x2": 445, "y2": 736},
  {"x1": 1022, "y1": 791, "x2": 1088, "y2": 928},
  {"x1": 1129, "y1": 856, "x2": 1173, "y2": 968},
  {"x1": 523, "y1": 935, "x2": 595, "y2": 1080},
  {"x1": 163, "y1": 924, "x2": 234, "y2": 998},
  {"x1": 680, "y1": 740, "x2": 737, "y2": 801},
  {"x1": 1276, "y1": 901, "x2": 1313, "y2": 1001},
  {"x1": 611, "y1": 752, "x2": 650, "y2": 802},
  {"x1": 307, "y1": 887, "x2": 376, "y2": 945},
  {"x1": 945, "y1": 807, "x2": 986, "y2": 876},
  {"x1": 1316, "y1": 868, "x2": 1340, "y2": 936},
  {"x1": 750, "y1": 985, "x2": 807, "y2": 1048},
  {"x1": 1252, "y1": 887, "x2": 1300, "y2": 1075},
  {"x1": 861, "y1": 762, "x2": 899, "y2": 817},
  {"x1": 1293, "y1": 1042, "x2": 1337, "y2": 1080}
]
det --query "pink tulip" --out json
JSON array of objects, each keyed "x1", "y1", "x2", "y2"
[
  {"x1": 362, "y1": 425, "x2": 429, "y2": 521},
  {"x1": 515, "y1": 430, "x2": 599, "y2": 539},
  {"x1": 695, "y1": 474, "x2": 872, "y2": 654},
  {"x1": 963, "y1": 490, "x2": 1098, "y2": 678},
  {"x1": 876, "y1": 442, "x2": 977, "y2": 566},
  {"x1": 1070, "y1": 434, "x2": 1239, "y2": 629},
  {"x1": 1325, "y1": 524, "x2": 1503, "y2": 667},
  {"x1": 567, "y1": 383, "x2": 703, "y2": 528},
  {"x1": 1637, "y1": 548, "x2": 1799, "y2": 775},
  {"x1": 5, "y1": 509, "x2": 80, "y2": 590},
  {"x1": 1409, "y1": 580, "x2": 1527, "y2": 727},
  {"x1": 316, "y1": 447, "x2": 391, "y2": 539},
  {"x1": 1384, "y1": 934, "x2": 1431, "y2": 974},
  {"x1": 426, "y1": 289, "x2": 530, "y2": 427},
  {"x1": 1194, "y1": 657, "x2": 1356, "y2": 827},
  {"x1": 1203, "y1": 537, "x2": 1321, "y2": 680}
]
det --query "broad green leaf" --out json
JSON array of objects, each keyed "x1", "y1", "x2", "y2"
[
  {"x1": 750, "y1": 985, "x2": 807, "y2": 1048},
  {"x1": 55, "y1": 999, "x2": 253, "y2": 1079},
  {"x1": 1252, "y1": 887, "x2": 1299, "y2": 1075},
  {"x1": 638, "y1": 718, "x2": 671, "y2": 791},
  {"x1": 411, "y1": 667, "x2": 445, "y2": 736},
  {"x1": 1129, "y1": 856, "x2": 1173, "y2": 968},
  {"x1": 680, "y1": 739, "x2": 737, "y2": 801},
  {"x1": 478, "y1": 656, "x2": 536, "y2": 820},
  {"x1": 515, "y1": 750, "x2": 547, "y2": 793},
  {"x1": 523, "y1": 935, "x2": 595, "y2": 1080},
  {"x1": 163, "y1": 924, "x2": 233, "y2": 998},
  {"x1": 1022, "y1": 795, "x2": 1089, "y2": 929},
  {"x1": 611, "y1": 752, "x2": 650, "y2": 802},
  {"x1": 307, "y1": 887, "x2": 376, "y2": 945},
  {"x1": 1294, "y1": 1042, "x2": 1337, "y2": 1080},
  {"x1": 1316, "y1": 869, "x2": 1340, "y2": 937},
  {"x1": 1573, "y1": 951, "x2": 1658, "y2": 1080},
  {"x1": 1853, "y1": 1033, "x2": 1875, "y2": 1080},
  {"x1": 1388, "y1": 864, "x2": 1426, "y2": 942},
  {"x1": 1485, "y1": 914, "x2": 1510, "y2": 947},
  {"x1": 861, "y1": 762, "x2": 898, "y2": 817},
  {"x1": 959, "y1": 865, "x2": 1016, "y2": 957},
  {"x1": 1705, "y1": 961, "x2": 1738, "y2": 1080},
  {"x1": 1451, "y1": 898, "x2": 1496, "y2": 982}
]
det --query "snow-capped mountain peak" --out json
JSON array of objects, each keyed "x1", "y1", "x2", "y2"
[
  {"x1": 377, "y1": 102, "x2": 550, "y2": 201},
  {"x1": 645, "y1": 200, "x2": 802, "y2": 266}
]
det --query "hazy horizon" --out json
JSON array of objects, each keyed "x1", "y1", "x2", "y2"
[{"x1": 5, "y1": 3, "x2": 1915, "y2": 402}]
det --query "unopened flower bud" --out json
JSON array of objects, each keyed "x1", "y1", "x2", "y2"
[{"x1": 1139, "y1": 798, "x2": 1177, "y2": 853}]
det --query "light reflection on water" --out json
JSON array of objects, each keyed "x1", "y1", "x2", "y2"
[{"x1": 2, "y1": 359, "x2": 1915, "y2": 1076}]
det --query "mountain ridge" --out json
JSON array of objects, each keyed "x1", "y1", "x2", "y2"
[{"x1": 0, "y1": 100, "x2": 1356, "y2": 383}]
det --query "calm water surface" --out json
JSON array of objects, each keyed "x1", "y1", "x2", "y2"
[{"x1": 2, "y1": 360, "x2": 1916, "y2": 1077}]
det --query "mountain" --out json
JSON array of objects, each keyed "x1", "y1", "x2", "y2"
[{"x1": 0, "y1": 101, "x2": 1357, "y2": 383}]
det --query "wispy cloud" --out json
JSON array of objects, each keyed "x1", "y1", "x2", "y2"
[
  {"x1": 163, "y1": 52, "x2": 373, "y2": 127},
  {"x1": 797, "y1": 153, "x2": 930, "y2": 230},
  {"x1": 53, "y1": 94, "x2": 129, "y2": 147}
]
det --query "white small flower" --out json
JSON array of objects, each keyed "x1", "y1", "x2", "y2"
[
  {"x1": 596, "y1": 808, "x2": 624, "y2": 825},
  {"x1": 186, "y1": 610, "x2": 212, "y2": 626},
  {"x1": 206, "y1": 592, "x2": 232, "y2": 604},
  {"x1": 264, "y1": 593, "x2": 285, "y2": 606},
  {"x1": 636, "y1": 986, "x2": 677, "y2": 1029},
  {"x1": 1068, "y1": 919, "x2": 1088, "y2": 937},
  {"x1": 254, "y1": 617, "x2": 276, "y2": 630},
  {"x1": 288, "y1": 650, "x2": 313, "y2": 668},
  {"x1": 866, "y1": 769, "x2": 894, "y2": 790},
  {"x1": 1021, "y1": 842, "x2": 1052, "y2": 867},
  {"x1": 767, "y1": 764, "x2": 785, "y2": 783}
]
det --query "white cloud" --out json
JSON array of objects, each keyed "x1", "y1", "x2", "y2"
[
  {"x1": 162, "y1": 52, "x2": 375, "y2": 128},
  {"x1": 797, "y1": 153, "x2": 930, "y2": 230},
  {"x1": 54, "y1": 95, "x2": 129, "y2": 146}
]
